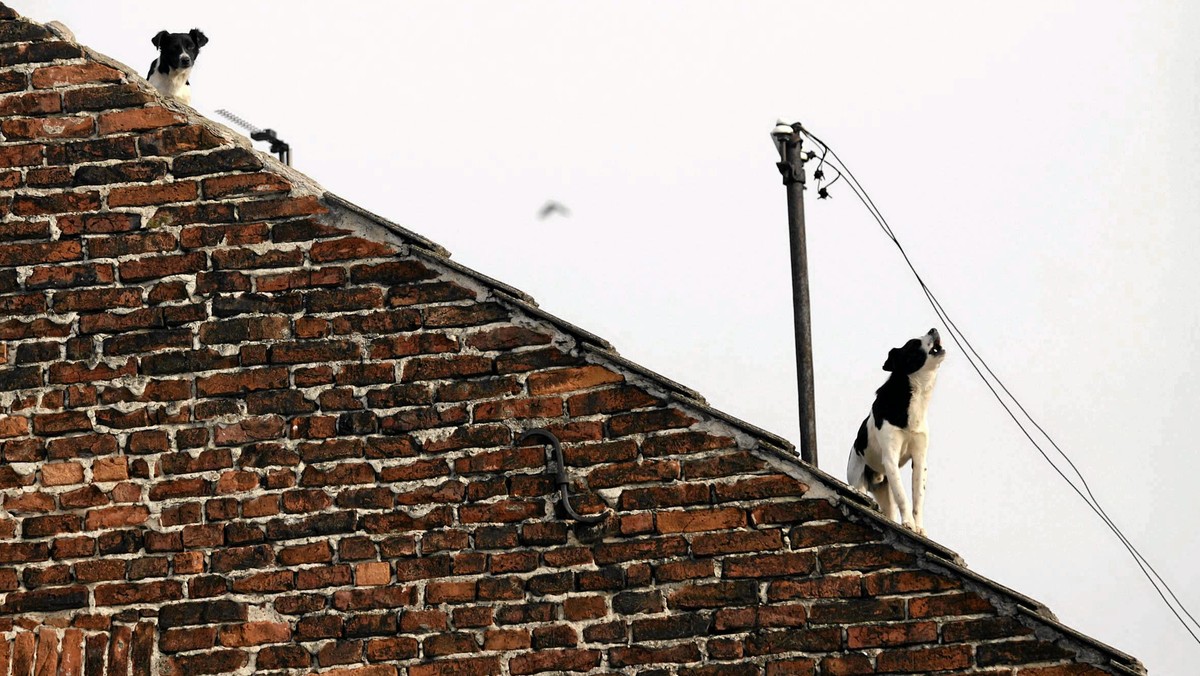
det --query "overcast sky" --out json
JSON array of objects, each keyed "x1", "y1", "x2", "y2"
[{"x1": 19, "y1": 1, "x2": 1200, "y2": 671}]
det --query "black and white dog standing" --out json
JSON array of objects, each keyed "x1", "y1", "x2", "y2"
[
  {"x1": 847, "y1": 328, "x2": 947, "y2": 536},
  {"x1": 147, "y1": 29, "x2": 208, "y2": 105}
]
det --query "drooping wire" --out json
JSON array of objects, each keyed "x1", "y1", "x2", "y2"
[{"x1": 796, "y1": 126, "x2": 1200, "y2": 644}]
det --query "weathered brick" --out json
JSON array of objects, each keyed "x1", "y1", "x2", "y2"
[
  {"x1": 203, "y1": 171, "x2": 291, "y2": 199},
  {"x1": 310, "y1": 236, "x2": 396, "y2": 263},
  {"x1": 52, "y1": 287, "x2": 141, "y2": 313},
  {"x1": 197, "y1": 367, "x2": 289, "y2": 397},
  {"x1": 57, "y1": 212, "x2": 141, "y2": 235},
  {"x1": 0, "y1": 90, "x2": 60, "y2": 116},
  {"x1": 31, "y1": 62, "x2": 123, "y2": 88},
  {"x1": 108, "y1": 181, "x2": 198, "y2": 207},
  {"x1": 97, "y1": 106, "x2": 186, "y2": 134},
  {"x1": 875, "y1": 645, "x2": 972, "y2": 673},
  {"x1": 26, "y1": 262, "x2": 115, "y2": 290},
  {"x1": 745, "y1": 628, "x2": 843, "y2": 656},
  {"x1": 4, "y1": 115, "x2": 94, "y2": 142},
  {"x1": 94, "y1": 579, "x2": 183, "y2": 606},
  {"x1": 0, "y1": 41, "x2": 83, "y2": 67},
  {"x1": 238, "y1": 195, "x2": 326, "y2": 221},
  {"x1": 0, "y1": 239, "x2": 81, "y2": 265},
  {"x1": 118, "y1": 251, "x2": 206, "y2": 282},
  {"x1": 0, "y1": 142, "x2": 41, "y2": 167},
  {"x1": 609, "y1": 407, "x2": 697, "y2": 436},
  {"x1": 74, "y1": 160, "x2": 167, "y2": 185}
]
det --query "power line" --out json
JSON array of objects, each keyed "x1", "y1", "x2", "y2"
[{"x1": 797, "y1": 125, "x2": 1200, "y2": 645}]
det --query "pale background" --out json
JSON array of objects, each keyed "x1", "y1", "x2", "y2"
[{"x1": 18, "y1": 2, "x2": 1200, "y2": 672}]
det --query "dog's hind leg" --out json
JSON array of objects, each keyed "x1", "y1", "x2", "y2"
[{"x1": 870, "y1": 481, "x2": 897, "y2": 522}]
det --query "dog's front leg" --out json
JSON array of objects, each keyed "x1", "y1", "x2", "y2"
[
  {"x1": 877, "y1": 428, "x2": 913, "y2": 529},
  {"x1": 910, "y1": 433, "x2": 929, "y2": 536}
]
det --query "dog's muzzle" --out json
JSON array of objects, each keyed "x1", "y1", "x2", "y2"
[{"x1": 928, "y1": 328, "x2": 944, "y2": 356}]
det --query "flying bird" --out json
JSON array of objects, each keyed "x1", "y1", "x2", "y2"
[{"x1": 538, "y1": 201, "x2": 570, "y2": 219}]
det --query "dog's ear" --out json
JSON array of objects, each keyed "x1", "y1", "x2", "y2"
[
  {"x1": 190, "y1": 29, "x2": 208, "y2": 48},
  {"x1": 152, "y1": 30, "x2": 170, "y2": 48},
  {"x1": 883, "y1": 348, "x2": 900, "y2": 372}
]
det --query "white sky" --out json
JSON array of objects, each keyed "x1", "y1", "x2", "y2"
[{"x1": 19, "y1": 1, "x2": 1200, "y2": 671}]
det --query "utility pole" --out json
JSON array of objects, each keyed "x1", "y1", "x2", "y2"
[{"x1": 772, "y1": 121, "x2": 818, "y2": 467}]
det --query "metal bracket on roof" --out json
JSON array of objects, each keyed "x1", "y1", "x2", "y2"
[{"x1": 519, "y1": 428, "x2": 608, "y2": 524}]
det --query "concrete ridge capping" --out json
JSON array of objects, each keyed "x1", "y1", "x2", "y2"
[{"x1": 0, "y1": 6, "x2": 1147, "y2": 675}]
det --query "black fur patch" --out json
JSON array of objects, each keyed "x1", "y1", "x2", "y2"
[
  {"x1": 871, "y1": 375, "x2": 912, "y2": 430},
  {"x1": 871, "y1": 338, "x2": 929, "y2": 430},
  {"x1": 853, "y1": 417, "x2": 868, "y2": 456}
]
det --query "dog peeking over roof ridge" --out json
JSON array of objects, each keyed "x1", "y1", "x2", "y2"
[
  {"x1": 147, "y1": 28, "x2": 207, "y2": 105},
  {"x1": 846, "y1": 328, "x2": 947, "y2": 536}
]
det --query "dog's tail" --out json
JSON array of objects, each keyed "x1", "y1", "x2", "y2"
[{"x1": 847, "y1": 417, "x2": 887, "y2": 492}]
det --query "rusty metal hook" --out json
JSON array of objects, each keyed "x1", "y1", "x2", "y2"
[{"x1": 518, "y1": 428, "x2": 607, "y2": 524}]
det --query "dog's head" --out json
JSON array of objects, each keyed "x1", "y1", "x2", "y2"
[
  {"x1": 883, "y1": 328, "x2": 946, "y2": 375},
  {"x1": 152, "y1": 29, "x2": 207, "y2": 73}
]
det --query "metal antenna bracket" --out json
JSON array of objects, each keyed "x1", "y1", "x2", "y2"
[{"x1": 518, "y1": 429, "x2": 608, "y2": 524}]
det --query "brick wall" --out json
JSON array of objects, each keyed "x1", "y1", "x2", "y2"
[{"x1": 0, "y1": 5, "x2": 1145, "y2": 675}]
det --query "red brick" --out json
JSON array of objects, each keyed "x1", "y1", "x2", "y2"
[
  {"x1": 768, "y1": 574, "x2": 862, "y2": 601},
  {"x1": 56, "y1": 212, "x2": 140, "y2": 235},
  {"x1": 108, "y1": 181, "x2": 198, "y2": 207},
  {"x1": 91, "y1": 458, "x2": 127, "y2": 485},
  {"x1": 197, "y1": 367, "x2": 288, "y2": 397},
  {"x1": 527, "y1": 365, "x2": 623, "y2": 395},
  {"x1": 0, "y1": 143, "x2": 41, "y2": 167},
  {"x1": 0, "y1": 416, "x2": 28, "y2": 438},
  {"x1": 237, "y1": 195, "x2": 325, "y2": 220},
  {"x1": 401, "y1": 355, "x2": 492, "y2": 382},
  {"x1": 94, "y1": 579, "x2": 184, "y2": 606},
  {"x1": 118, "y1": 251, "x2": 206, "y2": 282},
  {"x1": 318, "y1": 667, "x2": 398, "y2": 676},
  {"x1": 160, "y1": 627, "x2": 216, "y2": 653},
  {"x1": 84, "y1": 505, "x2": 149, "y2": 530},
  {"x1": 310, "y1": 236, "x2": 396, "y2": 263},
  {"x1": 723, "y1": 551, "x2": 816, "y2": 578},
  {"x1": 97, "y1": 106, "x2": 185, "y2": 134},
  {"x1": 510, "y1": 649, "x2": 601, "y2": 675},
  {"x1": 908, "y1": 592, "x2": 996, "y2": 619},
  {"x1": 714, "y1": 605, "x2": 808, "y2": 631},
  {"x1": 356, "y1": 562, "x2": 391, "y2": 586},
  {"x1": 0, "y1": 91, "x2": 60, "y2": 116},
  {"x1": 26, "y1": 262, "x2": 115, "y2": 290},
  {"x1": 609, "y1": 644, "x2": 702, "y2": 668},
  {"x1": 31, "y1": 63, "x2": 123, "y2": 88},
  {"x1": 203, "y1": 172, "x2": 291, "y2": 199},
  {"x1": 847, "y1": 621, "x2": 938, "y2": 648},
  {"x1": 588, "y1": 459, "x2": 680, "y2": 489},
  {"x1": 214, "y1": 415, "x2": 286, "y2": 446},
  {"x1": 218, "y1": 621, "x2": 291, "y2": 647},
  {"x1": 691, "y1": 529, "x2": 782, "y2": 556},
  {"x1": 655, "y1": 507, "x2": 744, "y2": 534},
  {"x1": 256, "y1": 267, "x2": 346, "y2": 292},
  {"x1": 408, "y1": 657, "x2": 499, "y2": 676},
  {"x1": 0, "y1": 240, "x2": 80, "y2": 265},
  {"x1": 876, "y1": 645, "x2": 972, "y2": 673},
  {"x1": 2, "y1": 116, "x2": 94, "y2": 140},
  {"x1": 41, "y1": 462, "x2": 84, "y2": 486}
]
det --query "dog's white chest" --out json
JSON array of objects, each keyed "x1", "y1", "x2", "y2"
[
  {"x1": 148, "y1": 67, "x2": 192, "y2": 105},
  {"x1": 906, "y1": 373, "x2": 938, "y2": 433}
]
